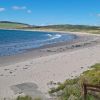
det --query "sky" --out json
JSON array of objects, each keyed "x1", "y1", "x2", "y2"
[{"x1": 0, "y1": 0, "x2": 100, "y2": 26}]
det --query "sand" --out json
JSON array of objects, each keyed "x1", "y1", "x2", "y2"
[{"x1": 0, "y1": 31, "x2": 100, "y2": 99}]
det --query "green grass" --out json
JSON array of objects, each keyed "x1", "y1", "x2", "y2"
[
  {"x1": 49, "y1": 63, "x2": 100, "y2": 100},
  {"x1": 30, "y1": 24, "x2": 100, "y2": 34},
  {"x1": 0, "y1": 22, "x2": 29, "y2": 29},
  {"x1": 0, "y1": 22, "x2": 100, "y2": 34},
  {"x1": 16, "y1": 96, "x2": 41, "y2": 100},
  {"x1": 16, "y1": 96, "x2": 32, "y2": 100}
]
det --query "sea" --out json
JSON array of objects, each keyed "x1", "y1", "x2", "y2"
[{"x1": 0, "y1": 29, "x2": 77, "y2": 56}]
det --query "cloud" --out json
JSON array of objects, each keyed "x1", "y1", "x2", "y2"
[
  {"x1": 12, "y1": 6, "x2": 32, "y2": 14},
  {"x1": 97, "y1": 14, "x2": 100, "y2": 17},
  {"x1": 12, "y1": 6, "x2": 27, "y2": 10},
  {"x1": 0, "y1": 7, "x2": 5, "y2": 12},
  {"x1": 27, "y1": 10, "x2": 32, "y2": 13}
]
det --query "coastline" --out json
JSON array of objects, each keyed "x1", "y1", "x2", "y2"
[
  {"x1": 0, "y1": 30, "x2": 100, "y2": 99},
  {"x1": 0, "y1": 30, "x2": 100, "y2": 67}
]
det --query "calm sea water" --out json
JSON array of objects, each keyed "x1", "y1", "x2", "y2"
[{"x1": 0, "y1": 29, "x2": 77, "y2": 56}]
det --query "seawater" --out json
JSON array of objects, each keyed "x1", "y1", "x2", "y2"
[{"x1": 0, "y1": 29, "x2": 77, "y2": 56}]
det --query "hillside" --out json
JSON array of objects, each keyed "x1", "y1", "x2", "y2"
[
  {"x1": 0, "y1": 21, "x2": 31, "y2": 29},
  {"x1": 0, "y1": 21, "x2": 100, "y2": 34},
  {"x1": 30, "y1": 24, "x2": 100, "y2": 34}
]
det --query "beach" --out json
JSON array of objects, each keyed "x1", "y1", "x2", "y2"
[{"x1": 0, "y1": 31, "x2": 100, "y2": 99}]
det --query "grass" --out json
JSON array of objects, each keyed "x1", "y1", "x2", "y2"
[
  {"x1": 0, "y1": 22, "x2": 100, "y2": 34},
  {"x1": 0, "y1": 21, "x2": 29, "y2": 29},
  {"x1": 16, "y1": 96, "x2": 41, "y2": 100},
  {"x1": 16, "y1": 96, "x2": 32, "y2": 100},
  {"x1": 49, "y1": 63, "x2": 100, "y2": 100},
  {"x1": 29, "y1": 24, "x2": 100, "y2": 34}
]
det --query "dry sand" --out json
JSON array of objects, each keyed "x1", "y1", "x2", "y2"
[{"x1": 0, "y1": 31, "x2": 100, "y2": 99}]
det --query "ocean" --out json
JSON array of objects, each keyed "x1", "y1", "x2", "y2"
[{"x1": 0, "y1": 29, "x2": 77, "y2": 56}]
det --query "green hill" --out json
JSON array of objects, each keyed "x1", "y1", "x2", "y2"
[
  {"x1": 31, "y1": 24, "x2": 100, "y2": 34},
  {"x1": 0, "y1": 21, "x2": 31, "y2": 29},
  {"x1": 22, "y1": 24, "x2": 100, "y2": 34},
  {"x1": 0, "y1": 21, "x2": 100, "y2": 34}
]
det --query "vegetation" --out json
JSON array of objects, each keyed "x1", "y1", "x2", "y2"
[
  {"x1": 0, "y1": 21, "x2": 100, "y2": 34},
  {"x1": 49, "y1": 63, "x2": 100, "y2": 100},
  {"x1": 0, "y1": 64, "x2": 99, "y2": 100},
  {"x1": 16, "y1": 95, "x2": 41, "y2": 100},
  {"x1": 30, "y1": 24, "x2": 100, "y2": 34},
  {"x1": 16, "y1": 96, "x2": 32, "y2": 100},
  {"x1": 0, "y1": 21, "x2": 30, "y2": 29}
]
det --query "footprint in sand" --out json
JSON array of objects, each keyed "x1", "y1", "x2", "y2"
[
  {"x1": 14, "y1": 68, "x2": 17, "y2": 70},
  {"x1": 0, "y1": 74, "x2": 4, "y2": 76},
  {"x1": 23, "y1": 67, "x2": 28, "y2": 70},
  {"x1": 80, "y1": 67, "x2": 84, "y2": 69},
  {"x1": 9, "y1": 71, "x2": 13, "y2": 74},
  {"x1": 25, "y1": 65, "x2": 29, "y2": 66},
  {"x1": 4, "y1": 68, "x2": 9, "y2": 71}
]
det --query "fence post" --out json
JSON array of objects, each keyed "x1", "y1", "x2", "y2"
[{"x1": 83, "y1": 83, "x2": 87, "y2": 100}]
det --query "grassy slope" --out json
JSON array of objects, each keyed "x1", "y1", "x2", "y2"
[
  {"x1": 0, "y1": 22, "x2": 100, "y2": 34},
  {"x1": 49, "y1": 63, "x2": 100, "y2": 100},
  {"x1": 31, "y1": 25, "x2": 100, "y2": 34},
  {"x1": 0, "y1": 21, "x2": 29, "y2": 29},
  {"x1": 36, "y1": 25, "x2": 100, "y2": 34}
]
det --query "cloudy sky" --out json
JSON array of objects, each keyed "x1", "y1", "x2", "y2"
[{"x1": 0, "y1": 0, "x2": 100, "y2": 25}]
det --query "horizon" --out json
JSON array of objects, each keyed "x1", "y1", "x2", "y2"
[{"x1": 0, "y1": 0, "x2": 100, "y2": 26}]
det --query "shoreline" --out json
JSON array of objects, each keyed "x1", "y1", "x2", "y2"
[
  {"x1": 0, "y1": 30, "x2": 100, "y2": 99},
  {"x1": 0, "y1": 30, "x2": 100, "y2": 67}
]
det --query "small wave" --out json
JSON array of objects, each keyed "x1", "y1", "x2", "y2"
[
  {"x1": 51, "y1": 34, "x2": 61, "y2": 40},
  {"x1": 47, "y1": 34, "x2": 52, "y2": 37},
  {"x1": 47, "y1": 34, "x2": 62, "y2": 40}
]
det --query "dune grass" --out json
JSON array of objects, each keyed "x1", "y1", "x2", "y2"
[
  {"x1": 49, "y1": 63, "x2": 100, "y2": 100},
  {"x1": 16, "y1": 96, "x2": 41, "y2": 100}
]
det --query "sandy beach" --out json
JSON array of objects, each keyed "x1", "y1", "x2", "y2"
[{"x1": 0, "y1": 31, "x2": 100, "y2": 99}]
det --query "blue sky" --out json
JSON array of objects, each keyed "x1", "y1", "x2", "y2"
[{"x1": 0, "y1": 0, "x2": 100, "y2": 25}]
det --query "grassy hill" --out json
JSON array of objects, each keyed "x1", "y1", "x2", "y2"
[
  {"x1": 0, "y1": 21, "x2": 100, "y2": 34},
  {"x1": 30, "y1": 24, "x2": 100, "y2": 34},
  {"x1": 0, "y1": 21, "x2": 31, "y2": 29},
  {"x1": 20, "y1": 24, "x2": 100, "y2": 34}
]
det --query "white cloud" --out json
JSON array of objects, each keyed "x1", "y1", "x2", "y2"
[
  {"x1": 0, "y1": 7, "x2": 5, "y2": 12},
  {"x1": 97, "y1": 14, "x2": 100, "y2": 17},
  {"x1": 12, "y1": 6, "x2": 27, "y2": 10},
  {"x1": 12, "y1": 6, "x2": 32, "y2": 14},
  {"x1": 27, "y1": 10, "x2": 32, "y2": 13}
]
